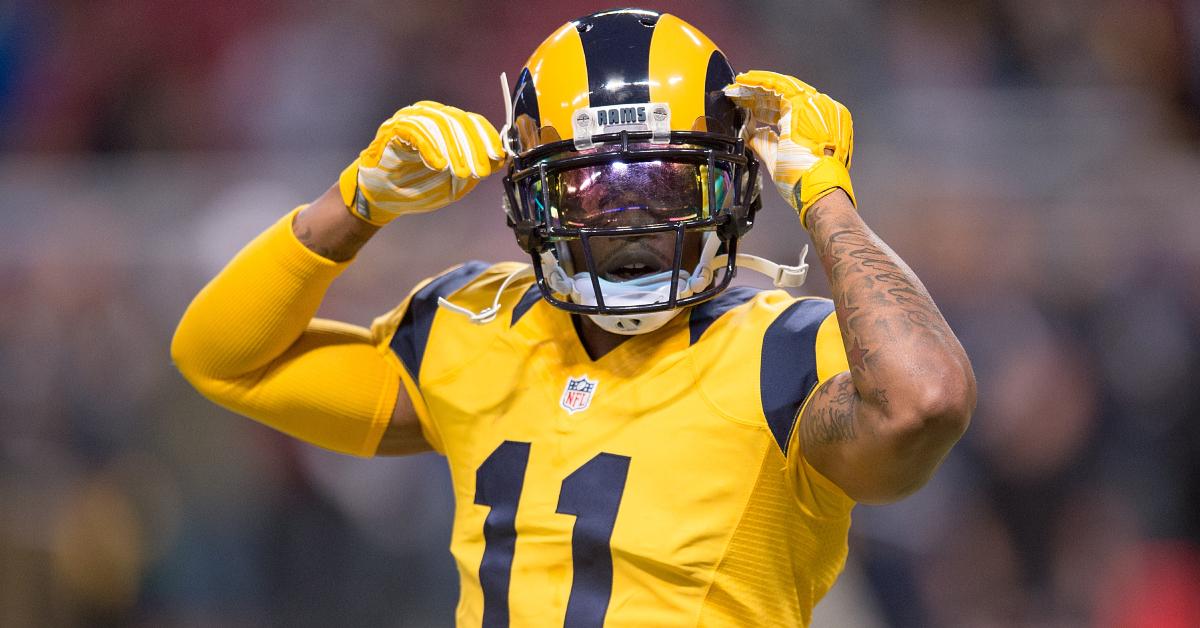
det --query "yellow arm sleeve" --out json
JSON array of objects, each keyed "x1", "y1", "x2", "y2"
[{"x1": 170, "y1": 207, "x2": 397, "y2": 457}]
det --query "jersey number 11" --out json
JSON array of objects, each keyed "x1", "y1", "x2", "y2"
[{"x1": 475, "y1": 440, "x2": 631, "y2": 628}]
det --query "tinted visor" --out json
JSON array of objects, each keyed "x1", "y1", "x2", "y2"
[{"x1": 542, "y1": 158, "x2": 734, "y2": 231}]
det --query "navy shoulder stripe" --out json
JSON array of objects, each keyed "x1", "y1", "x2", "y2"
[
  {"x1": 390, "y1": 261, "x2": 490, "y2": 383},
  {"x1": 510, "y1": 283, "x2": 541, "y2": 327},
  {"x1": 760, "y1": 299, "x2": 836, "y2": 454},
  {"x1": 688, "y1": 286, "x2": 762, "y2": 345}
]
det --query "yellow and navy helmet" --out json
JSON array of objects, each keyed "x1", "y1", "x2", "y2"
[{"x1": 502, "y1": 9, "x2": 761, "y2": 319}]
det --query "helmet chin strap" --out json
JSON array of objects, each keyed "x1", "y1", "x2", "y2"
[
  {"x1": 435, "y1": 235, "x2": 810, "y2": 334},
  {"x1": 544, "y1": 234, "x2": 810, "y2": 335},
  {"x1": 562, "y1": 233, "x2": 719, "y2": 335},
  {"x1": 712, "y1": 245, "x2": 809, "y2": 288},
  {"x1": 569, "y1": 271, "x2": 700, "y2": 335}
]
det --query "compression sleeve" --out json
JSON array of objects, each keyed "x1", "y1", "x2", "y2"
[{"x1": 171, "y1": 207, "x2": 398, "y2": 456}]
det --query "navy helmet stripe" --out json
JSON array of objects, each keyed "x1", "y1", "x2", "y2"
[
  {"x1": 576, "y1": 10, "x2": 659, "y2": 108},
  {"x1": 760, "y1": 299, "x2": 836, "y2": 454},
  {"x1": 703, "y1": 50, "x2": 741, "y2": 136},
  {"x1": 687, "y1": 286, "x2": 761, "y2": 345},
  {"x1": 511, "y1": 66, "x2": 540, "y2": 129},
  {"x1": 390, "y1": 261, "x2": 491, "y2": 383},
  {"x1": 510, "y1": 283, "x2": 541, "y2": 327}
]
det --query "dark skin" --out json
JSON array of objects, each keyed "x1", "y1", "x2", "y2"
[
  {"x1": 294, "y1": 184, "x2": 975, "y2": 505},
  {"x1": 563, "y1": 230, "x2": 702, "y2": 359},
  {"x1": 557, "y1": 180, "x2": 705, "y2": 358},
  {"x1": 797, "y1": 190, "x2": 974, "y2": 503}
]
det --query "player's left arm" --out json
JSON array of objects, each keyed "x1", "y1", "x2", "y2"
[
  {"x1": 728, "y1": 71, "x2": 976, "y2": 504},
  {"x1": 801, "y1": 191, "x2": 975, "y2": 504}
]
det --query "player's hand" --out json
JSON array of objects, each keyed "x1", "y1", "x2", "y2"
[
  {"x1": 724, "y1": 71, "x2": 855, "y2": 227},
  {"x1": 338, "y1": 101, "x2": 507, "y2": 226}
]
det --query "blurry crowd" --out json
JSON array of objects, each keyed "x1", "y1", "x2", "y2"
[{"x1": 2, "y1": 1, "x2": 1199, "y2": 626}]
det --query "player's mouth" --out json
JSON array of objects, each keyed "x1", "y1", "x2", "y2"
[{"x1": 599, "y1": 249, "x2": 669, "y2": 282}]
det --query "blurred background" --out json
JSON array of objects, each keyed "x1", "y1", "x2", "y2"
[{"x1": 2, "y1": 0, "x2": 1199, "y2": 626}]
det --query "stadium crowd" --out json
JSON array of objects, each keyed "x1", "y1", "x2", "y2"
[{"x1": 2, "y1": 0, "x2": 1198, "y2": 625}]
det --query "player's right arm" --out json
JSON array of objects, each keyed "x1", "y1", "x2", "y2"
[{"x1": 171, "y1": 102, "x2": 505, "y2": 457}]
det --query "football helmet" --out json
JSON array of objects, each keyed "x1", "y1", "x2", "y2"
[{"x1": 497, "y1": 9, "x2": 808, "y2": 334}]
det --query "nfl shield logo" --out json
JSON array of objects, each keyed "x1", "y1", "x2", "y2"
[{"x1": 560, "y1": 375, "x2": 599, "y2": 414}]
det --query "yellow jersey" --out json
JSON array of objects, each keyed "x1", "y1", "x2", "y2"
[{"x1": 372, "y1": 261, "x2": 854, "y2": 627}]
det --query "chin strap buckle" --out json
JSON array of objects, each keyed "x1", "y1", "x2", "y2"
[
  {"x1": 708, "y1": 245, "x2": 809, "y2": 289},
  {"x1": 765, "y1": 248, "x2": 809, "y2": 288},
  {"x1": 755, "y1": 244, "x2": 808, "y2": 288}
]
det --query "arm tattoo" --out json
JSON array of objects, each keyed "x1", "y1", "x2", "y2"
[
  {"x1": 295, "y1": 218, "x2": 375, "y2": 263},
  {"x1": 808, "y1": 207, "x2": 952, "y2": 393},
  {"x1": 802, "y1": 376, "x2": 862, "y2": 445},
  {"x1": 796, "y1": 196, "x2": 973, "y2": 494},
  {"x1": 295, "y1": 224, "x2": 333, "y2": 260},
  {"x1": 805, "y1": 197, "x2": 964, "y2": 418},
  {"x1": 845, "y1": 337, "x2": 870, "y2": 371},
  {"x1": 820, "y1": 227, "x2": 944, "y2": 341}
]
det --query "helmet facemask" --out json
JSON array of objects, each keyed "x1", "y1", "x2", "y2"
[{"x1": 504, "y1": 129, "x2": 762, "y2": 334}]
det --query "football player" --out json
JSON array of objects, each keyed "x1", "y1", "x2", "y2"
[{"x1": 172, "y1": 9, "x2": 975, "y2": 626}]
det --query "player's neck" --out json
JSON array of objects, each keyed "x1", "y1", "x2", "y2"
[{"x1": 572, "y1": 315, "x2": 633, "y2": 360}]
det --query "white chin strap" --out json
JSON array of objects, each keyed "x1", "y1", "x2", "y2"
[
  {"x1": 436, "y1": 234, "x2": 810, "y2": 335},
  {"x1": 566, "y1": 269, "x2": 704, "y2": 335},
  {"x1": 539, "y1": 234, "x2": 810, "y2": 335},
  {"x1": 546, "y1": 233, "x2": 716, "y2": 335}
]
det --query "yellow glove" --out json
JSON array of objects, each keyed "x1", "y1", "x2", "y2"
[
  {"x1": 724, "y1": 71, "x2": 855, "y2": 227},
  {"x1": 339, "y1": 101, "x2": 506, "y2": 225}
]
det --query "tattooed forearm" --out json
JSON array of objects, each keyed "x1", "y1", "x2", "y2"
[
  {"x1": 794, "y1": 191, "x2": 974, "y2": 502},
  {"x1": 292, "y1": 186, "x2": 380, "y2": 262},
  {"x1": 804, "y1": 191, "x2": 972, "y2": 417},
  {"x1": 295, "y1": 222, "x2": 375, "y2": 262},
  {"x1": 818, "y1": 227, "x2": 945, "y2": 340}
]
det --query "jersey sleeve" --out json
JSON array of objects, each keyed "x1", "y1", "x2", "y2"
[
  {"x1": 172, "y1": 208, "x2": 399, "y2": 457},
  {"x1": 757, "y1": 300, "x2": 856, "y2": 514}
]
